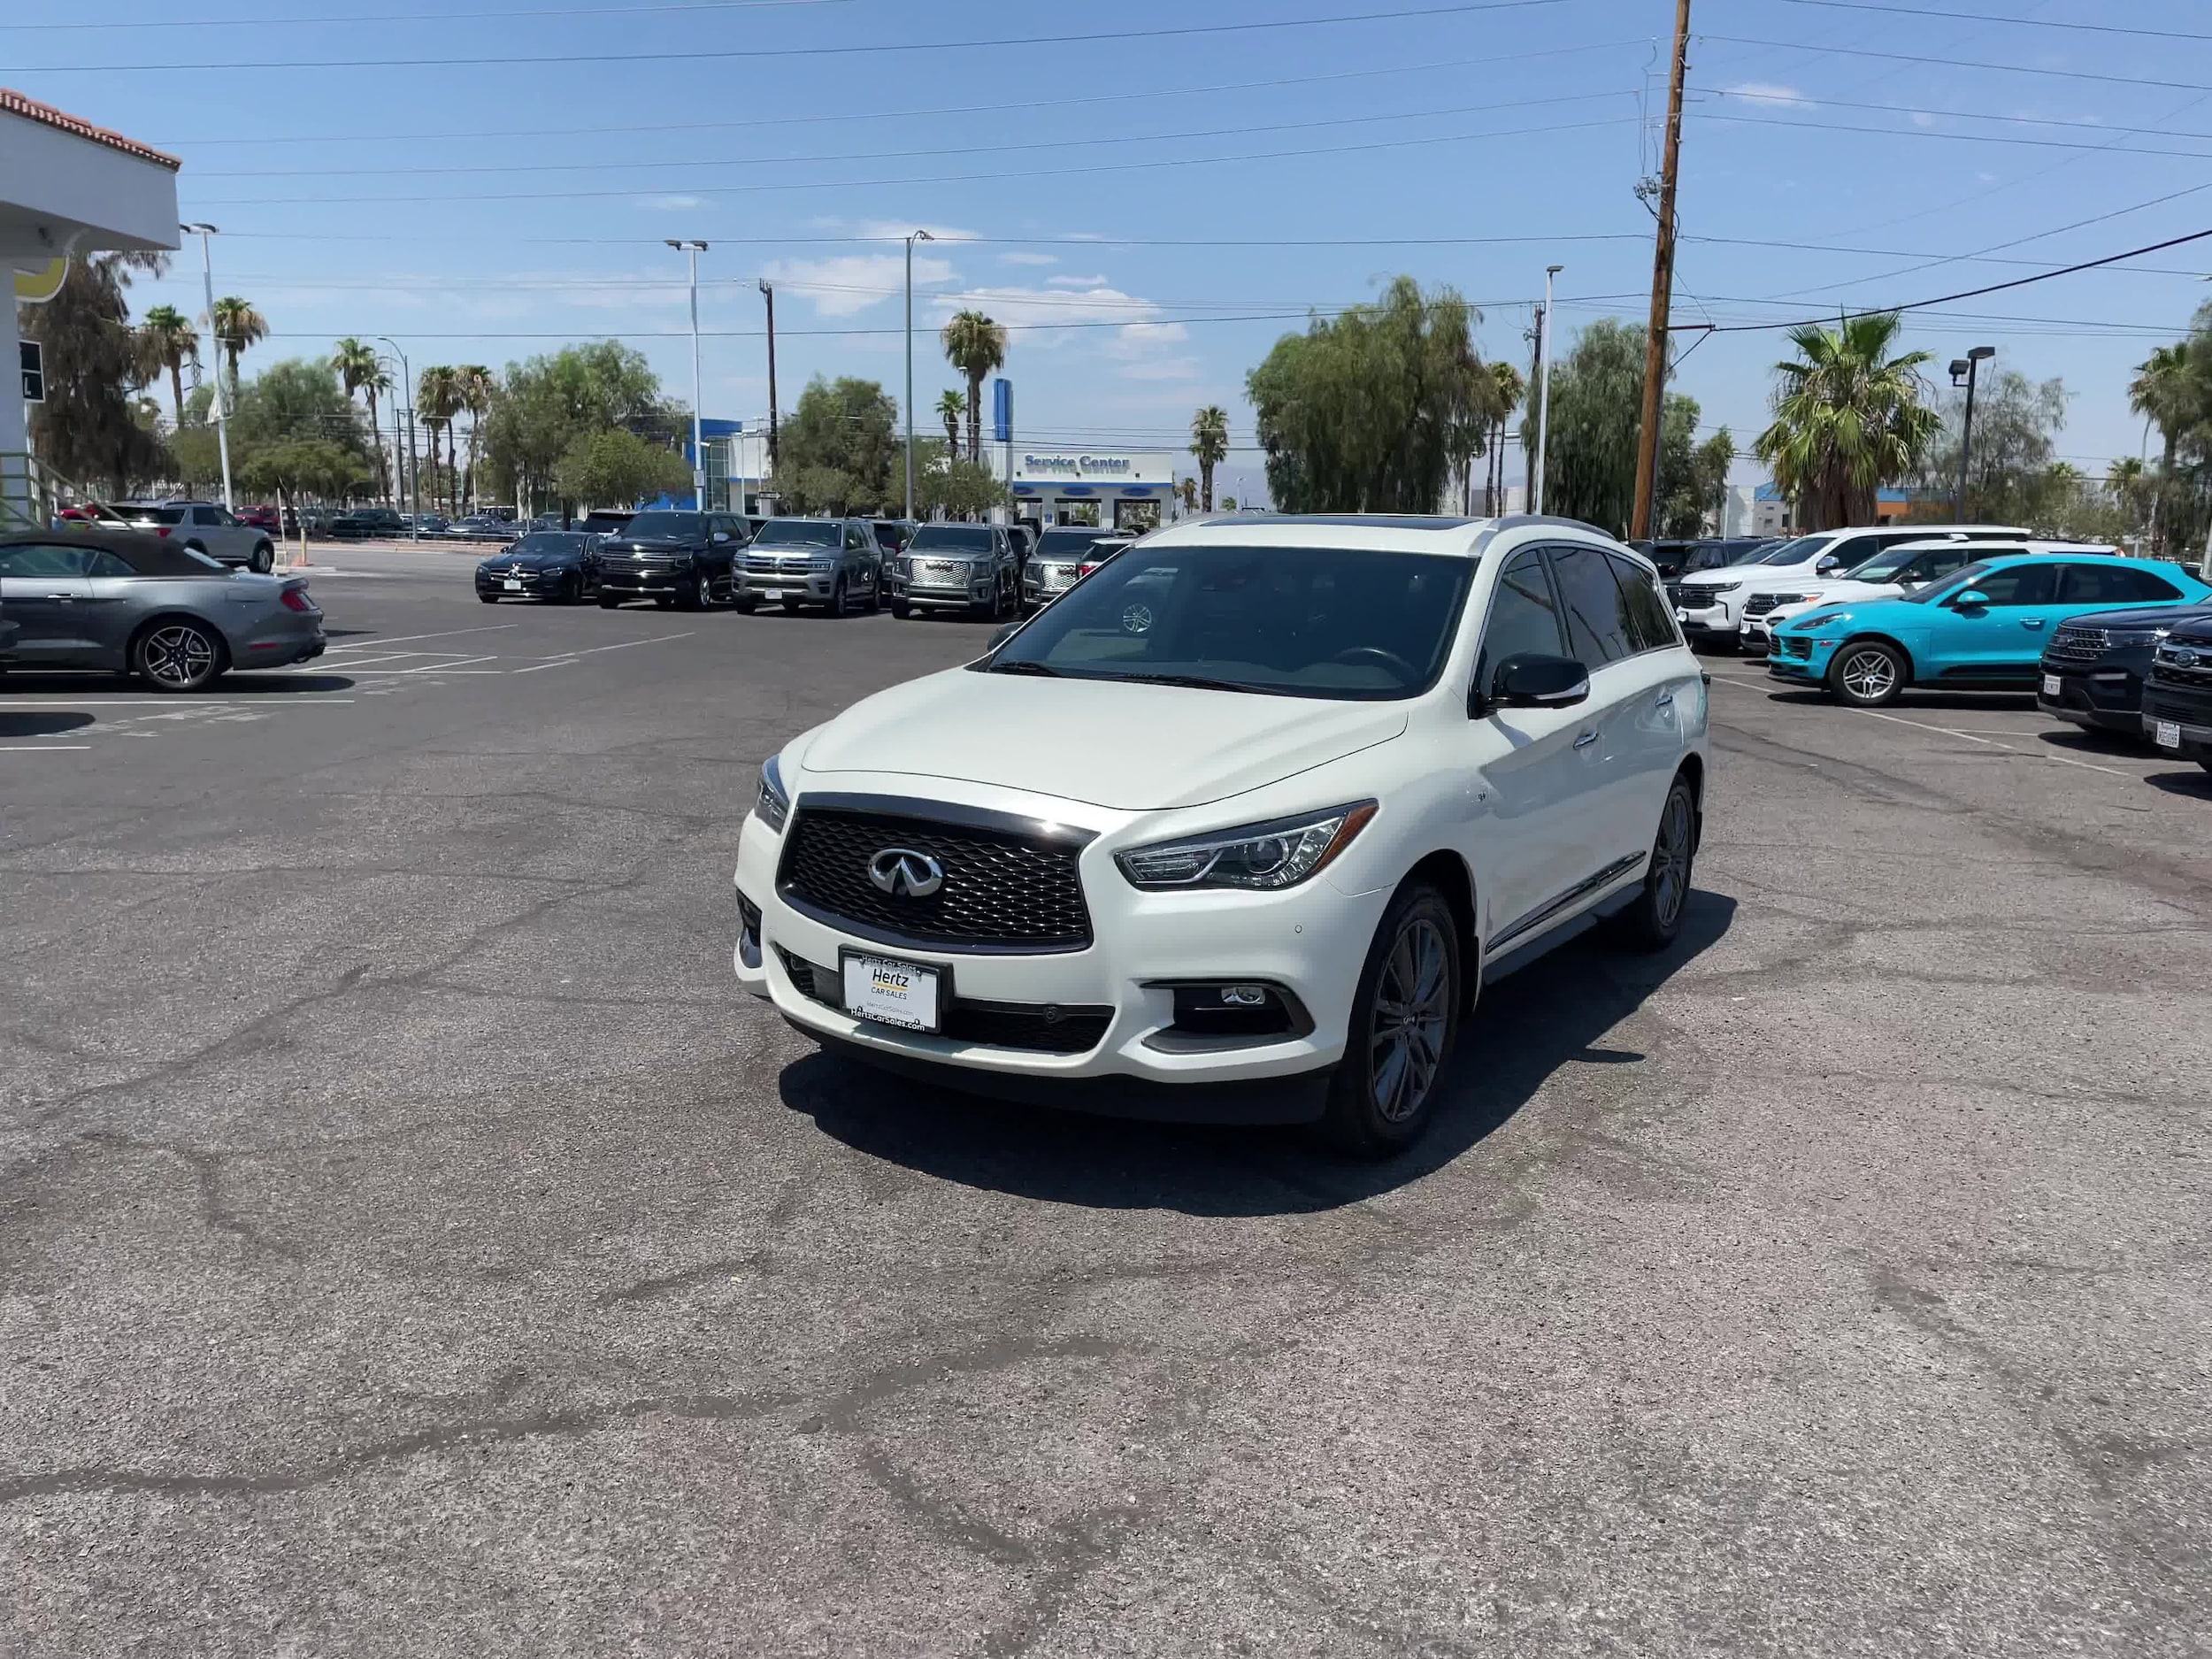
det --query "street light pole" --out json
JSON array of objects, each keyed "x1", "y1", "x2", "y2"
[
  {"x1": 1951, "y1": 344, "x2": 1993, "y2": 525},
  {"x1": 1532, "y1": 264, "x2": 1562, "y2": 516},
  {"x1": 181, "y1": 223, "x2": 233, "y2": 511},
  {"x1": 375, "y1": 335, "x2": 417, "y2": 540},
  {"x1": 904, "y1": 228, "x2": 933, "y2": 522},
  {"x1": 759, "y1": 279, "x2": 780, "y2": 492},
  {"x1": 668, "y1": 240, "x2": 709, "y2": 510}
]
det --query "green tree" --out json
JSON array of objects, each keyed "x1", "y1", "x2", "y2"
[
  {"x1": 553, "y1": 426, "x2": 690, "y2": 508},
  {"x1": 1918, "y1": 370, "x2": 2066, "y2": 527},
  {"x1": 241, "y1": 438, "x2": 372, "y2": 542},
  {"x1": 457, "y1": 364, "x2": 495, "y2": 510},
  {"x1": 331, "y1": 337, "x2": 392, "y2": 503},
  {"x1": 911, "y1": 440, "x2": 1008, "y2": 519},
  {"x1": 1189, "y1": 404, "x2": 1230, "y2": 511},
  {"x1": 778, "y1": 376, "x2": 900, "y2": 513},
  {"x1": 138, "y1": 304, "x2": 199, "y2": 433},
  {"x1": 417, "y1": 365, "x2": 464, "y2": 512},
  {"x1": 227, "y1": 358, "x2": 373, "y2": 500},
  {"x1": 22, "y1": 252, "x2": 169, "y2": 499},
  {"x1": 2129, "y1": 342, "x2": 2195, "y2": 555},
  {"x1": 1248, "y1": 276, "x2": 1502, "y2": 514},
  {"x1": 1754, "y1": 311, "x2": 1939, "y2": 532},
  {"x1": 940, "y1": 311, "x2": 1006, "y2": 461},
  {"x1": 935, "y1": 388, "x2": 965, "y2": 455},
  {"x1": 1176, "y1": 476, "x2": 1199, "y2": 513},
  {"x1": 1485, "y1": 360, "x2": 1525, "y2": 515},
  {"x1": 1657, "y1": 418, "x2": 1734, "y2": 538},
  {"x1": 478, "y1": 341, "x2": 671, "y2": 515},
  {"x1": 209, "y1": 296, "x2": 267, "y2": 407}
]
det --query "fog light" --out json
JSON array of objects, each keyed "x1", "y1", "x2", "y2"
[{"x1": 1220, "y1": 984, "x2": 1268, "y2": 1007}]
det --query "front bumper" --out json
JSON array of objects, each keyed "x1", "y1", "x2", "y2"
[
  {"x1": 731, "y1": 797, "x2": 1388, "y2": 1120},
  {"x1": 739, "y1": 565, "x2": 837, "y2": 602},
  {"x1": 2038, "y1": 662, "x2": 2146, "y2": 732},
  {"x1": 1674, "y1": 599, "x2": 1738, "y2": 646},
  {"x1": 476, "y1": 567, "x2": 572, "y2": 597},
  {"x1": 2144, "y1": 686, "x2": 2212, "y2": 760},
  {"x1": 1764, "y1": 636, "x2": 1834, "y2": 684},
  {"x1": 602, "y1": 561, "x2": 698, "y2": 596}
]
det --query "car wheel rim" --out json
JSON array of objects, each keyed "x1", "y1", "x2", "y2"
[
  {"x1": 1653, "y1": 787, "x2": 1693, "y2": 930},
  {"x1": 1840, "y1": 648, "x2": 1895, "y2": 700},
  {"x1": 145, "y1": 626, "x2": 213, "y2": 687},
  {"x1": 1370, "y1": 916, "x2": 1448, "y2": 1124}
]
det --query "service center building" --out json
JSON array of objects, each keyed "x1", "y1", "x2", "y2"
[{"x1": 997, "y1": 450, "x2": 1176, "y2": 533}]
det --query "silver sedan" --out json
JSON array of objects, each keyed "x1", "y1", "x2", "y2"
[{"x1": 0, "y1": 527, "x2": 325, "y2": 692}]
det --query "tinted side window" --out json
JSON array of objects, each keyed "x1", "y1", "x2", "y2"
[
  {"x1": 0, "y1": 543, "x2": 99, "y2": 578},
  {"x1": 2059, "y1": 563, "x2": 2179, "y2": 604},
  {"x1": 1607, "y1": 553, "x2": 1678, "y2": 652},
  {"x1": 1827, "y1": 534, "x2": 1880, "y2": 565},
  {"x1": 1477, "y1": 551, "x2": 1567, "y2": 687},
  {"x1": 1969, "y1": 564, "x2": 2057, "y2": 606},
  {"x1": 88, "y1": 549, "x2": 136, "y2": 577},
  {"x1": 1549, "y1": 546, "x2": 1633, "y2": 665},
  {"x1": 1911, "y1": 547, "x2": 1974, "y2": 583}
]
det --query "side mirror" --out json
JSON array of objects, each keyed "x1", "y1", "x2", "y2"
[
  {"x1": 1816, "y1": 555, "x2": 1843, "y2": 573},
  {"x1": 711, "y1": 531, "x2": 730, "y2": 543},
  {"x1": 1951, "y1": 589, "x2": 1992, "y2": 609},
  {"x1": 1486, "y1": 653, "x2": 1590, "y2": 711}
]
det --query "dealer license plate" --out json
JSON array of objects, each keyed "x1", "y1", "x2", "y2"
[
  {"x1": 2155, "y1": 720, "x2": 2181, "y2": 749},
  {"x1": 841, "y1": 952, "x2": 941, "y2": 1032},
  {"x1": 503, "y1": 579, "x2": 523, "y2": 591},
  {"x1": 2042, "y1": 674, "x2": 2061, "y2": 697}
]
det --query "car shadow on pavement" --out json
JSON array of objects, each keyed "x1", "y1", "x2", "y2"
[
  {"x1": 781, "y1": 891, "x2": 1737, "y2": 1216},
  {"x1": 2037, "y1": 726, "x2": 2150, "y2": 757},
  {"x1": 2146, "y1": 768, "x2": 2212, "y2": 799},
  {"x1": 0, "y1": 672, "x2": 356, "y2": 696},
  {"x1": 0, "y1": 710, "x2": 96, "y2": 738}
]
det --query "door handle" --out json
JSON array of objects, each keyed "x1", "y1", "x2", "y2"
[
  {"x1": 44, "y1": 592, "x2": 75, "y2": 602},
  {"x1": 2022, "y1": 617, "x2": 2046, "y2": 628},
  {"x1": 1653, "y1": 690, "x2": 1675, "y2": 710},
  {"x1": 1573, "y1": 730, "x2": 1600, "y2": 749}
]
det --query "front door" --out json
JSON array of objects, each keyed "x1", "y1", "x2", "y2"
[
  {"x1": 0, "y1": 542, "x2": 100, "y2": 665},
  {"x1": 1931, "y1": 561, "x2": 2059, "y2": 680}
]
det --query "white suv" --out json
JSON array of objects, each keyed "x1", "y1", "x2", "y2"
[
  {"x1": 733, "y1": 514, "x2": 1711, "y2": 1154},
  {"x1": 1673, "y1": 523, "x2": 2028, "y2": 651}
]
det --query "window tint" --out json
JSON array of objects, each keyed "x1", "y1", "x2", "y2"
[
  {"x1": 1549, "y1": 546, "x2": 1633, "y2": 665},
  {"x1": 1825, "y1": 534, "x2": 1879, "y2": 565},
  {"x1": 1607, "y1": 553, "x2": 1679, "y2": 652},
  {"x1": 0, "y1": 543, "x2": 99, "y2": 578},
  {"x1": 909, "y1": 526, "x2": 995, "y2": 552},
  {"x1": 1478, "y1": 551, "x2": 1567, "y2": 686},
  {"x1": 88, "y1": 549, "x2": 135, "y2": 577},
  {"x1": 1964, "y1": 562, "x2": 2056, "y2": 605},
  {"x1": 2058, "y1": 563, "x2": 2180, "y2": 604}
]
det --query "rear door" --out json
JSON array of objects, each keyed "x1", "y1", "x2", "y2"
[{"x1": 0, "y1": 541, "x2": 100, "y2": 664}]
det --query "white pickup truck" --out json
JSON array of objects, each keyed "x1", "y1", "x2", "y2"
[{"x1": 1671, "y1": 524, "x2": 2031, "y2": 653}]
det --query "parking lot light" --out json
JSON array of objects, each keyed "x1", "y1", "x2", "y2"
[{"x1": 668, "y1": 241, "x2": 710, "y2": 511}]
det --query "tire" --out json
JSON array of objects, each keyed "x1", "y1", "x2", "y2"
[
  {"x1": 680, "y1": 573, "x2": 709, "y2": 611},
  {"x1": 1317, "y1": 883, "x2": 1461, "y2": 1157},
  {"x1": 479, "y1": 593, "x2": 499, "y2": 604},
  {"x1": 133, "y1": 618, "x2": 227, "y2": 693},
  {"x1": 1611, "y1": 773, "x2": 1698, "y2": 952},
  {"x1": 655, "y1": 595, "x2": 676, "y2": 610},
  {"x1": 1827, "y1": 639, "x2": 1908, "y2": 708},
  {"x1": 890, "y1": 598, "x2": 910, "y2": 619},
  {"x1": 597, "y1": 593, "x2": 621, "y2": 610},
  {"x1": 250, "y1": 541, "x2": 274, "y2": 573},
  {"x1": 560, "y1": 572, "x2": 582, "y2": 605},
  {"x1": 827, "y1": 575, "x2": 848, "y2": 616}
]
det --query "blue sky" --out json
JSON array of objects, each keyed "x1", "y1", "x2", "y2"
[{"x1": 10, "y1": 0, "x2": 2210, "y2": 503}]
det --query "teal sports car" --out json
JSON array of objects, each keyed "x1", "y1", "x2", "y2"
[{"x1": 1768, "y1": 552, "x2": 2212, "y2": 708}]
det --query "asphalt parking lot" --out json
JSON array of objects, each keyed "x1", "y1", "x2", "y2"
[{"x1": 4, "y1": 544, "x2": 2208, "y2": 1657}]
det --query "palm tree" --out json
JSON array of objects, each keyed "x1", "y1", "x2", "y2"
[
  {"x1": 137, "y1": 305, "x2": 199, "y2": 432},
  {"x1": 417, "y1": 365, "x2": 465, "y2": 513},
  {"x1": 1176, "y1": 476, "x2": 1199, "y2": 514},
  {"x1": 332, "y1": 337, "x2": 394, "y2": 503},
  {"x1": 940, "y1": 311, "x2": 1006, "y2": 462},
  {"x1": 1753, "y1": 311, "x2": 1939, "y2": 531},
  {"x1": 2129, "y1": 342, "x2": 2193, "y2": 554},
  {"x1": 935, "y1": 388, "x2": 965, "y2": 458},
  {"x1": 2108, "y1": 453, "x2": 2148, "y2": 536},
  {"x1": 209, "y1": 296, "x2": 267, "y2": 405},
  {"x1": 456, "y1": 365, "x2": 495, "y2": 511},
  {"x1": 1486, "y1": 361, "x2": 1525, "y2": 515},
  {"x1": 1189, "y1": 405, "x2": 1230, "y2": 512}
]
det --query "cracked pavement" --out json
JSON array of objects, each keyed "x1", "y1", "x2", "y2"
[{"x1": 2, "y1": 549, "x2": 2208, "y2": 1655}]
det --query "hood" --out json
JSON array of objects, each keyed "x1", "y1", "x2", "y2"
[
  {"x1": 2064, "y1": 603, "x2": 2212, "y2": 632},
  {"x1": 491, "y1": 549, "x2": 578, "y2": 570},
  {"x1": 612, "y1": 535, "x2": 703, "y2": 551},
  {"x1": 2164, "y1": 612, "x2": 2212, "y2": 645},
  {"x1": 795, "y1": 668, "x2": 1411, "y2": 811},
  {"x1": 1771, "y1": 578, "x2": 1898, "y2": 608}
]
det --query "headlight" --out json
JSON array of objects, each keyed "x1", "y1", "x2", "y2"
[
  {"x1": 1116, "y1": 802, "x2": 1377, "y2": 891},
  {"x1": 755, "y1": 754, "x2": 790, "y2": 833},
  {"x1": 1772, "y1": 591, "x2": 1816, "y2": 605},
  {"x1": 1709, "y1": 580, "x2": 1744, "y2": 594}
]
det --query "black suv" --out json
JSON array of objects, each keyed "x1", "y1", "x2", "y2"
[
  {"x1": 595, "y1": 510, "x2": 747, "y2": 610},
  {"x1": 2142, "y1": 614, "x2": 2212, "y2": 772},
  {"x1": 2039, "y1": 603, "x2": 2212, "y2": 736}
]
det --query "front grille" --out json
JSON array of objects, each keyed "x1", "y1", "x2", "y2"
[
  {"x1": 2047, "y1": 626, "x2": 2108, "y2": 664},
  {"x1": 747, "y1": 552, "x2": 824, "y2": 574},
  {"x1": 1678, "y1": 582, "x2": 1729, "y2": 607},
  {"x1": 911, "y1": 557, "x2": 974, "y2": 588},
  {"x1": 2151, "y1": 649, "x2": 2212, "y2": 689},
  {"x1": 1040, "y1": 562, "x2": 1079, "y2": 588},
  {"x1": 776, "y1": 945, "x2": 1110, "y2": 1052},
  {"x1": 1743, "y1": 595, "x2": 1779, "y2": 617},
  {"x1": 1776, "y1": 635, "x2": 1811, "y2": 660},
  {"x1": 777, "y1": 803, "x2": 1093, "y2": 952}
]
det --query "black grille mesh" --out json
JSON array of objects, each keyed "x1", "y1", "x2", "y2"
[{"x1": 778, "y1": 806, "x2": 1092, "y2": 951}]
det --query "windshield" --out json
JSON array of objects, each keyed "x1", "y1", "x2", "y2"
[
  {"x1": 513, "y1": 533, "x2": 584, "y2": 554},
  {"x1": 909, "y1": 526, "x2": 995, "y2": 552},
  {"x1": 1901, "y1": 560, "x2": 1993, "y2": 604},
  {"x1": 578, "y1": 512, "x2": 629, "y2": 532},
  {"x1": 624, "y1": 512, "x2": 706, "y2": 538},
  {"x1": 753, "y1": 519, "x2": 841, "y2": 548},
  {"x1": 1844, "y1": 548, "x2": 1940, "y2": 582},
  {"x1": 1757, "y1": 534, "x2": 1832, "y2": 566},
  {"x1": 982, "y1": 542, "x2": 1475, "y2": 701},
  {"x1": 1037, "y1": 529, "x2": 1121, "y2": 556}
]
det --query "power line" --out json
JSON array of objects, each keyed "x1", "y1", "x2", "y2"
[
  {"x1": 154, "y1": 39, "x2": 1643, "y2": 149},
  {"x1": 1, "y1": 0, "x2": 841, "y2": 24},
  {"x1": 1774, "y1": 0, "x2": 2212, "y2": 44},
  {"x1": 1689, "y1": 109, "x2": 2212, "y2": 163},
  {"x1": 1687, "y1": 86, "x2": 2212, "y2": 147},
  {"x1": 26, "y1": 0, "x2": 1576, "y2": 73},
  {"x1": 1700, "y1": 35, "x2": 2212, "y2": 95},
  {"x1": 186, "y1": 112, "x2": 1639, "y2": 207}
]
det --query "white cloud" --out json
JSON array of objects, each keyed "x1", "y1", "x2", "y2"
[
  {"x1": 1721, "y1": 81, "x2": 1810, "y2": 109},
  {"x1": 1000, "y1": 250, "x2": 1058, "y2": 266},
  {"x1": 927, "y1": 282, "x2": 1164, "y2": 348},
  {"x1": 1909, "y1": 110, "x2": 1935, "y2": 128},
  {"x1": 762, "y1": 252, "x2": 957, "y2": 317},
  {"x1": 1118, "y1": 357, "x2": 1201, "y2": 381},
  {"x1": 1047, "y1": 273, "x2": 1112, "y2": 288},
  {"x1": 640, "y1": 194, "x2": 703, "y2": 211}
]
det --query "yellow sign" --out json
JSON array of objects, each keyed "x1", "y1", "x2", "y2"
[{"x1": 13, "y1": 257, "x2": 69, "y2": 303}]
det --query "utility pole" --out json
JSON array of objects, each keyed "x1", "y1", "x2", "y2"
[
  {"x1": 904, "y1": 228, "x2": 933, "y2": 522},
  {"x1": 759, "y1": 279, "x2": 780, "y2": 488},
  {"x1": 1629, "y1": 0, "x2": 1692, "y2": 541},
  {"x1": 181, "y1": 224, "x2": 234, "y2": 511},
  {"x1": 668, "y1": 240, "x2": 708, "y2": 509},
  {"x1": 1951, "y1": 345, "x2": 1993, "y2": 524},
  {"x1": 1532, "y1": 265, "x2": 1562, "y2": 515}
]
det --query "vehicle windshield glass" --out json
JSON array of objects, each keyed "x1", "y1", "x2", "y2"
[
  {"x1": 624, "y1": 512, "x2": 705, "y2": 538},
  {"x1": 909, "y1": 526, "x2": 995, "y2": 552},
  {"x1": 578, "y1": 513, "x2": 629, "y2": 532},
  {"x1": 981, "y1": 542, "x2": 1476, "y2": 700},
  {"x1": 1901, "y1": 560, "x2": 1993, "y2": 603},
  {"x1": 753, "y1": 520, "x2": 841, "y2": 548},
  {"x1": 1846, "y1": 548, "x2": 1937, "y2": 582},
  {"x1": 1757, "y1": 534, "x2": 1831, "y2": 565},
  {"x1": 514, "y1": 533, "x2": 583, "y2": 554},
  {"x1": 1037, "y1": 529, "x2": 1118, "y2": 556}
]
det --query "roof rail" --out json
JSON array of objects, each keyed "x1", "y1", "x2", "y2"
[{"x1": 1486, "y1": 513, "x2": 1609, "y2": 534}]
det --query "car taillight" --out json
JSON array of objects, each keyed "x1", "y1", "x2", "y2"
[
  {"x1": 155, "y1": 526, "x2": 172, "y2": 537},
  {"x1": 280, "y1": 587, "x2": 312, "y2": 612}
]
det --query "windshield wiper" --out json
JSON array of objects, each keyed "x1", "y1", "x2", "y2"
[
  {"x1": 987, "y1": 659, "x2": 1064, "y2": 676},
  {"x1": 1110, "y1": 672, "x2": 1260, "y2": 694}
]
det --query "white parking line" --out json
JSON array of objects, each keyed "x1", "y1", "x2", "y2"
[
  {"x1": 0, "y1": 697, "x2": 355, "y2": 708},
  {"x1": 509, "y1": 658, "x2": 576, "y2": 674},
  {"x1": 0, "y1": 744, "x2": 92, "y2": 751},
  {"x1": 554, "y1": 631, "x2": 698, "y2": 657},
  {"x1": 325, "y1": 625, "x2": 517, "y2": 651},
  {"x1": 1852, "y1": 708, "x2": 2133, "y2": 777}
]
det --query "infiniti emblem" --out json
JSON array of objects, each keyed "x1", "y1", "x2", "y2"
[{"x1": 867, "y1": 848, "x2": 944, "y2": 898}]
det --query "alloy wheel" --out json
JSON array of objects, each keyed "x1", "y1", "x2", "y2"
[
  {"x1": 1370, "y1": 916, "x2": 1449, "y2": 1124},
  {"x1": 1839, "y1": 646, "x2": 1897, "y2": 703},
  {"x1": 142, "y1": 624, "x2": 216, "y2": 689},
  {"x1": 1652, "y1": 786, "x2": 1694, "y2": 932}
]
